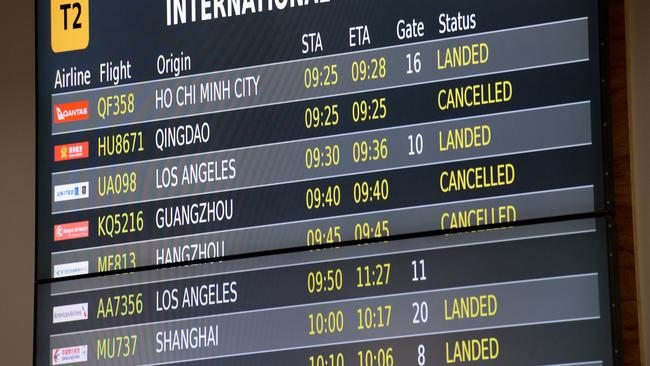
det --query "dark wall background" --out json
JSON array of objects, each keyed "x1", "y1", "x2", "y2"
[
  {"x1": 0, "y1": 1, "x2": 35, "y2": 364},
  {"x1": 607, "y1": 0, "x2": 643, "y2": 364},
  {"x1": 628, "y1": 0, "x2": 650, "y2": 361}
]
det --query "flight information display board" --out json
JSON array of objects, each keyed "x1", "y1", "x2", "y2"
[
  {"x1": 36, "y1": 0, "x2": 618, "y2": 365},
  {"x1": 37, "y1": 0, "x2": 608, "y2": 280}
]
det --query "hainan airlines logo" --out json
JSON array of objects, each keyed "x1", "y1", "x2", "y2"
[
  {"x1": 54, "y1": 101, "x2": 89, "y2": 124},
  {"x1": 51, "y1": 0, "x2": 89, "y2": 53},
  {"x1": 52, "y1": 345, "x2": 88, "y2": 365},
  {"x1": 55, "y1": 142, "x2": 89, "y2": 162}
]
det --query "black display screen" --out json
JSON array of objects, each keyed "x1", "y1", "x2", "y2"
[{"x1": 35, "y1": 0, "x2": 616, "y2": 365}]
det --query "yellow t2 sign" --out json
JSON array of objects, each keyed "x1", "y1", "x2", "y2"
[{"x1": 51, "y1": 0, "x2": 89, "y2": 53}]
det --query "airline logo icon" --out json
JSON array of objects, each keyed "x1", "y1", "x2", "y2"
[
  {"x1": 52, "y1": 345, "x2": 88, "y2": 365},
  {"x1": 54, "y1": 101, "x2": 89, "y2": 124},
  {"x1": 55, "y1": 142, "x2": 89, "y2": 162},
  {"x1": 54, "y1": 182, "x2": 89, "y2": 202},
  {"x1": 53, "y1": 303, "x2": 88, "y2": 324},
  {"x1": 53, "y1": 261, "x2": 89, "y2": 278},
  {"x1": 54, "y1": 221, "x2": 89, "y2": 241}
]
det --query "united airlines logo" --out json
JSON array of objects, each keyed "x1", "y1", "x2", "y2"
[{"x1": 54, "y1": 182, "x2": 89, "y2": 202}]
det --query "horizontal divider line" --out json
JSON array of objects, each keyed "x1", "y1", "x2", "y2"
[
  {"x1": 41, "y1": 207, "x2": 605, "y2": 285},
  {"x1": 51, "y1": 226, "x2": 597, "y2": 295}
]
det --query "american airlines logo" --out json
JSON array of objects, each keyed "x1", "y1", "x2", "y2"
[
  {"x1": 52, "y1": 345, "x2": 88, "y2": 365},
  {"x1": 54, "y1": 101, "x2": 89, "y2": 124},
  {"x1": 53, "y1": 303, "x2": 88, "y2": 324}
]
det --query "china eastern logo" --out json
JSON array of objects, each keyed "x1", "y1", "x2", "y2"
[
  {"x1": 51, "y1": 0, "x2": 89, "y2": 53},
  {"x1": 52, "y1": 345, "x2": 88, "y2": 365},
  {"x1": 54, "y1": 101, "x2": 89, "y2": 124}
]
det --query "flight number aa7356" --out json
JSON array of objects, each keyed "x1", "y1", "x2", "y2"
[{"x1": 96, "y1": 293, "x2": 143, "y2": 319}]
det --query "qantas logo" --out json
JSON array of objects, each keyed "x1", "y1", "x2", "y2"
[
  {"x1": 55, "y1": 142, "x2": 89, "y2": 162},
  {"x1": 54, "y1": 101, "x2": 89, "y2": 124}
]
